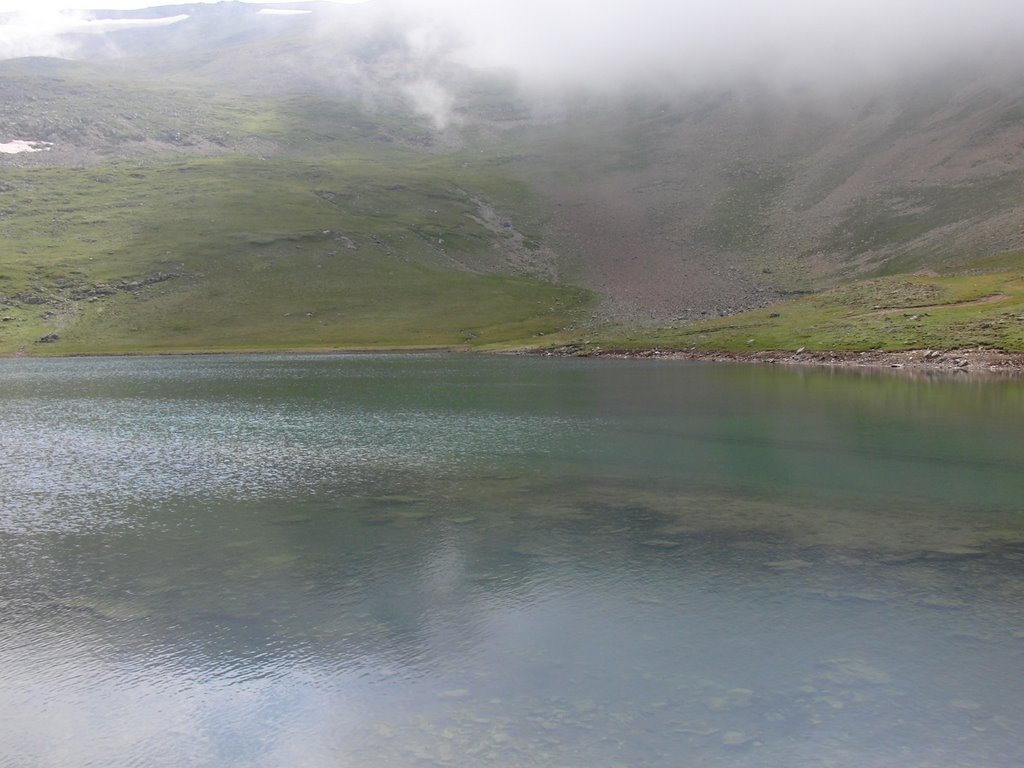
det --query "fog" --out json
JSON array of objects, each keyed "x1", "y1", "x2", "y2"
[
  {"x1": 0, "y1": 9, "x2": 187, "y2": 59},
  {"x1": 357, "y1": 0, "x2": 1024, "y2": 91},
  {"x1": 3, "y1": 0, "x2": 1023, "y2": 94}
]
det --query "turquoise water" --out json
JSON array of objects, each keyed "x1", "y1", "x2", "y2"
[{"x1": 1, "y1": 354, "x2": 1022, "y2": 767}]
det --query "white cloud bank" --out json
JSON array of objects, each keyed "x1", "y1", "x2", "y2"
[
  {"x1": 0, "y1": 10, "x2": 187, "y2": 58},
  {"x1": 2, "y1": 0, "x2": 1022, "y2": 93},
  {"x1": 357, "y1": 0, "x2": 1024, "y2": 90}
]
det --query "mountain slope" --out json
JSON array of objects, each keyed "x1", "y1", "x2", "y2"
[
  {"x1": 2, "y1": 1, "x2": 1024, "y2": 354},
  {"x1": 478, "y1": 71, "x2": 1024, "y2": 324},
  {"x1": 0, "y1": 148, "x2": 590, "y2": 354}
]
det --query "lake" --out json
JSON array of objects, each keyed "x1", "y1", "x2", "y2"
[{"x1": 1, "y1": 354, "x2": 1022, "y2": 767}]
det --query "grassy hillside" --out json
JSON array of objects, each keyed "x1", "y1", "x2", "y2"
[
  {"x1": 0, "y1": 153, "x2": 590, "y2": 355},
  {"x1": 586, "y1": 255, "x2": 1024, "y2": 354},
  {"x1": 3, "y1": 2, "x2": 1024, "y2": 355}
]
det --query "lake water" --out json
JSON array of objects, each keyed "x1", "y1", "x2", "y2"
[{"x1": 1, "y1": 354, "x2": 1022, "y2": 767}]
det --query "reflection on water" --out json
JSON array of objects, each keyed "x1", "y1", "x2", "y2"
[{"x1": 1, "y1": 355, "x2": 1022, "y2": 767}]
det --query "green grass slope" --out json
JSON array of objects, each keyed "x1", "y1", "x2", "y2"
[
  {"x1": 5, "y1": 3, "x2": 1024, "y2": 356},
  {"x1": 0, "y1": 153, "x2": 590, "y2": 355},
  {"x1": 587, "y1": 253, "x2": 1024, "y2": 353}
]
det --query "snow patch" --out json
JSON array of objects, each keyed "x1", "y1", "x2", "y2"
[
  {"x1": 0, "y1": 140, "x2": 54, "y2": 154},
  {"x1": 84, "y1": 15, "x2": 190, "y2": 32}
]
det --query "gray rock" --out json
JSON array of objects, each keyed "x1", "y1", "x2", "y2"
[{"x1": 721, "y1": 730, "x2": 756, "y2": 748}]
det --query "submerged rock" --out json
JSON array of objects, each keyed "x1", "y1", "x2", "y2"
[
  {"x1": 436, "y1": 689, "x2": 471, "y2": 700},
  {"x1": 948, "y1": 699, "x2": 982, "y2": 710},
  {"x1": 918, "y1": 596, "x2": 969, "y2": 610},
  {"x1": 721, "y1": 730, "x2": 757, "y2": 748},
  {"x1": 270, "y1": 515, "x2": 312, "y2": 526},
  {"x1": 369, "y1": 495, "x2": 426, "y2": 505},
  {"x1": 705, "y1": 688, "x2": 755, "y2": 711},
  {"x1": 640, "y1": 539, "x2": 682, "y2": 549},
  {"x1": 764, "y1": 559, "x2": 813, "y2": 571},
  {"x1": 813, "y1": 589, "x2": 888, "y2": 604},
  {"x1": 265, "y1": 553, "x2": 301, "y2": 566},
  {"x1": 814, "y1": 658, "x2": 892, "y2": 686}
]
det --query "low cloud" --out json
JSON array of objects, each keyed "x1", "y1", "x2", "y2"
[
  {"x1": 290, "y1": 0, "x2": 1024, "y2": 129},
  {"x1": 365, "y1": 0, "x2": 1024, "y2": 90},
  {"x1": 401, "y1": 78, "x2": 457, "y2": 129},
  {"x1": 4, "y1": 0, "x2": 1022, "y2": 124},
  {"x1": 0, "y1": 10, "x2": 187, "y2": 59}
]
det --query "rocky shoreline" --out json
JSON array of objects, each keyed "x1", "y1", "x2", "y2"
[{"x1": 540, "y1": 346, "x2": 1024, "y2": 374}]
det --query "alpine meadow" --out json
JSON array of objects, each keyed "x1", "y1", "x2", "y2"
[{"x1": 2, "y1": 0, "x2": 1024, "y2": 358}]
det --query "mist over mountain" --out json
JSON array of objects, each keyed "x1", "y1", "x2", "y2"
[
  {"x1": 6, "y1": 1, "x2": 1024, "y2": 109},
  {"x1": 1, "y1": 0, "x2": 1024, "y2": 352}
]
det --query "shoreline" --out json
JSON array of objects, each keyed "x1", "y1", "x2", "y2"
[
  {"x1": 536, "y1": 346, "x2": 1024, "y2": 374},
  {"x1": 4, "y1": 344, "x2": 1024, "y2": 374},
  {"x1": 0, "y1": 345, "x2": 467, "y2": 360}
]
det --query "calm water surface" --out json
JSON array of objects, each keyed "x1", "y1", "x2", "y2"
[{"x1": 1, "y1": 354, "x2": 1022, "y2": 767}]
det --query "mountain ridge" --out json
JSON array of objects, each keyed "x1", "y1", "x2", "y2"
[{"x1": 2, "y1": 1, "x2": 1023, "y2": 355}]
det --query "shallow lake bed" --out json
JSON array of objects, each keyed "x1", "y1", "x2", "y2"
[{"x1": 1, "y1": 354, "x2": 1022, "y2": 766}]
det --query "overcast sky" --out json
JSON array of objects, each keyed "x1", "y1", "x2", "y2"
[
  {"x1": 0, "y1": 0, "x2": 369, "y2": 9},
  {"x1": 360, "y1": 0, "x2": 1024, "y2": 91},
  {"x1": 2, "y1": 0, "x2": 1023, "y2": 90}
]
